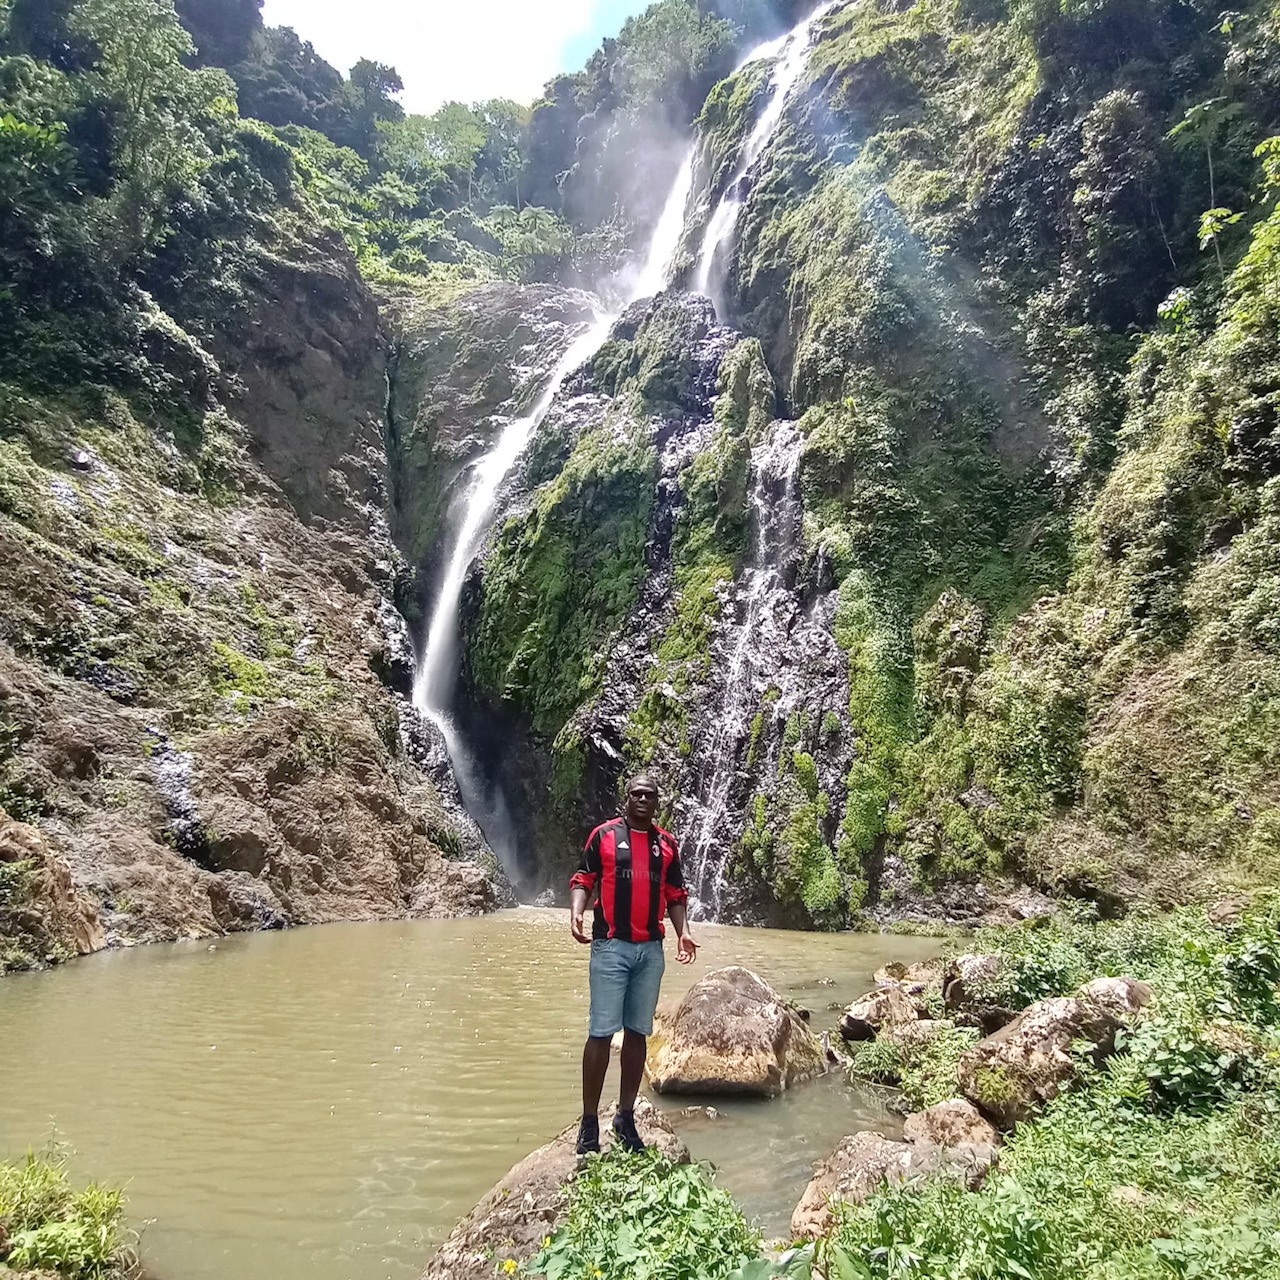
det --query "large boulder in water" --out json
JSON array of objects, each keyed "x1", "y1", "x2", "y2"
[
  {"x1": 420, "y1": 1098, "x2": 687, "y2": 1280},
  {"x1": 791, "y1": 1132, "x2": 927, "y2": 1237},
  {"x1": 957, "y1": 980, "x2": 1153, "y2": 1129},
  {"x1": 648, "y1": 966, "x2": 825, "y2": 1097}
]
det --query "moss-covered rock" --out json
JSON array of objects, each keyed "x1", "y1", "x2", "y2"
[
  {"x1": 387, "y1": 283, "x2": 599, "y2": 571},
  {"x1": 465, "y1": 408, "x2": 657, "y2": 736}
]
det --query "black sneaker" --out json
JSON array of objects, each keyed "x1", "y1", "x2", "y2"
[
  {"x1": 575, "y1": 1115, "x2": 600, "y2": 1155},
  {"x1": 612, "y1": 1110, "x2": 646, "y2": 1154}
]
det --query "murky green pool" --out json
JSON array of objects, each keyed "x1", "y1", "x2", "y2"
[{"x1": 0, "y1": 909, "x2": 934, "y2": 1280}]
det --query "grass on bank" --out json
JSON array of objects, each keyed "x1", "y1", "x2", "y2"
[
  {"x1": 524, "y1": 901, "x2": 1280, "y2": 1280},
  {"x1": 0, "y1": 1147, "x2": 136, "y2": 1279}
]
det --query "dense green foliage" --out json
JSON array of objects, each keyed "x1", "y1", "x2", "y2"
[
  {"x1": 0, "y1": 1148, "x2": 135, "y2": 1278},
  {"x1": 828, "y1": 902, "x2": 1280, "y2": 1279},
  {"x1": 698, "y1": 0, "x2": 1280, "y2": 917},
  {"x1": 526, "y1": 1150, "x2": 761, "y2": 1280}
]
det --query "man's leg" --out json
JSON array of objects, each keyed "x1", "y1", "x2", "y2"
[
  {"x1": 618, "y1": 1029, "x2": 646, "y2": 1112},
  {"x1": 613, "y1": 941, "x2": 666, "y2": 1153},
  {"x1": 579, "y1": 940, "x2": 624, "y2": 1154},
  {"x1": 582, "y1": 1035, "x2": 611, "y2": 1117}
]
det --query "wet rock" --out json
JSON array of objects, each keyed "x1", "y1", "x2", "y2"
[
  {"x1": 188, "y1": 707, "x2": 501, "y2": 926},
  {"x1": 943, "y1": 953, "x2": 1016, "y2": 1034},
  {"x1": 839, "y1": 985, "x2": 920, "y2": 1041},
  {"x1": 952, "y1": 954, "x2": 1003, "y2": 986},
  {"x1": 957, "y1": 982, "x2": 1150, "y2": 1129},
  {"x1": 199, "y1": 797, "x2": 279, "y2": 876},
  {"x1": 790, "y1": 1133, "x2": 929, "y2": 1237},
  {"x1": 680, "y1": 1105, "x2": 721, "y2": 1121},
  {"x1": 63, "y1": 815, "x2": 223, "y2": 945},
  {"x1": 207, "y1": 872, "x2": 288, "y2": 931},
  {"x1": 867, "y1": 857, "x2": 1055, "y2": 931},
  {"x1": 0, "y1": 814, "x2": 105, "y2": 967},
  {"x1": 420, "y1": 1098, "x2": 686, "y2": 1280},
  {"x1": 1078, "y1": 976, "x2": 1153, "y2": 1020},
  {"x1": 408, "y1": 859, "x2": 500, "y2": 918},
  {"x1": 901, "y1": 1098, "x2": 1000, "y2": 1154},
  {"x1": 648, "y1": 966, "x2": 826, "y2": 1097},
  {"x1": 873, "y1": 957, "x2": 945, "y2": 992},
  {"x1": 792, "y1": 1100, "x2": 1001, "y2": 1238}
]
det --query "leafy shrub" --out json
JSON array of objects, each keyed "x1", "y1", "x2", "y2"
[
  {"x1": 1116, "y1": 1017, "x2": 1251, "y2": 1116},
  {"x1": 847, "y1": 1037, "x2": 906, "y2": 1086},
  {"x1": 897, "y1": 1026, "x2": 981, "y2": 1111},
  {"x1": 0, "y1": 1147, "x2": 136, "y2": 1278},
  {"x1": 527, "y1": 1151, "x2": 759, "y2": 1280}
]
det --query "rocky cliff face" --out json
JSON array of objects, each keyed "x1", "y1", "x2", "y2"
[
  {"x1": 5, "y1": 0, "x2": 1278, "y2": 959},
  {"x1": 0, "y1": 230, "x2": 499, "y2": 972},
  {"x1": 382, "y1": 0, "x2": 1280, "y2": 927}
]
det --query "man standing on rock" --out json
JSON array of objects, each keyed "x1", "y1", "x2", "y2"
[{"x1": 569, "y1": 774, "x2": 698, "y2": 1154}]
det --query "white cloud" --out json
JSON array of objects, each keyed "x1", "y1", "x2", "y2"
[{"x1": 260, "y1": 0, "x2": 601, "y2": 115}]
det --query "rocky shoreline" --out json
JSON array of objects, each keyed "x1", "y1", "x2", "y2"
[{"x1": 420, "y1": 949, "x2": 1158, "y2": 1276}]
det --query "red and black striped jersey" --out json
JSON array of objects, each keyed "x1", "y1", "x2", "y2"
[{"x1": 569, "y1": 817, "x2": 688, "y2": 942}]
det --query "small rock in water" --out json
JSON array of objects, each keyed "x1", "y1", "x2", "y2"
[{"x1": 680, "y1": 1105, "x2": 720, "y2": 1121}]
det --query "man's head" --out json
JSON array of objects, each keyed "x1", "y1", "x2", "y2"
[{"x1": 623, "y1": 775, "x2": 659, "y2": 829}]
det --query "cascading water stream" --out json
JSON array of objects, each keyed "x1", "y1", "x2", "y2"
[
  {"x1": 411, "y1": 146, "x2": 699, "y2": 879},
  {"x1": 692, "y1": 1, "x2": 838, "y2": 304},
  {"x1": 414, "y1": 1, "x2": 835, "y2": 892},
  {"x1": 686, "y1": 423, "x2": 805, "y2": 918}
]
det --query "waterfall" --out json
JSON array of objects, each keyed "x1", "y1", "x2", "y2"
[
  {"x1": 692, "y1": 1, "x2": 838, "y2": 306},
  {"x1": 411, "y1": 145, "x2": 699, "y2": 880},
  {"x1": 685, "y1": 422, "x2": 805, "y2": 918}
]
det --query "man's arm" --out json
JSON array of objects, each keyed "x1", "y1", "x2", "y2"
[
  {"x1": 569, "y1": 832, "x2": 602, "y2": 944},
  {"x1": 664, "y1": 848, "x2": 698, "y2": 964},
  {"x1": 570, "y1": 884, "x2": 592, "y2": 943}
]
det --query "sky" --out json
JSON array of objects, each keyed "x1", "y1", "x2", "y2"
[{"x1": 260, "y1": 0, "x2": 653, "y2": 115}]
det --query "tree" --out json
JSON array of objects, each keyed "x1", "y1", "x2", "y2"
[
  {"x1": 474, "y1": 97, "x2": 528, "y2": 207},
  {"x1": 368, "y1": 171, "x2": 416, "y2": 219},
  {"x1": 174, "y1": 0, "x2": 262, "y2": 68},
  {"x1": 227, "y1": 25, "x2": 348, "y2": 138},
  {"x1": 71, "y1": 0, "x2": 234, "y2": 255},
  {"x1": 342, "y1": 57, "x2": 403, "y2": 155},
  {"x1": 430, "y1": 101, "x2": 487, "y2": 200},
  {"x1": 613, "y1": 0, "x2": 736, "y2": 119},
  {"x1": 524, "y1": 75, "x2": 579, "y2": 210},
  {"x1": 3, "y1": 0, "x2": 96, "y2": 71}
]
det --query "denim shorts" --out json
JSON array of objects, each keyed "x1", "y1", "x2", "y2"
[{"x1": 588, "y1": 938, "x2": 666, "y2": 1038}]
